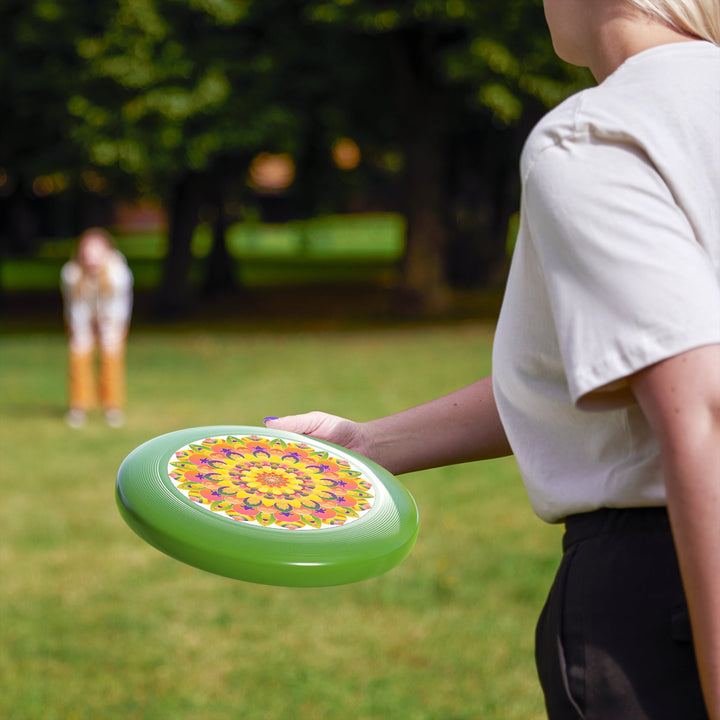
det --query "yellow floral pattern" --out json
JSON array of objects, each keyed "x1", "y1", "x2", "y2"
[{"x1": 168, "y1": 435, "x2": 375, "y2": 530}]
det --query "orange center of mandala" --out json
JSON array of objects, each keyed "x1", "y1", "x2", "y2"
[{"x1": 243, "y1": 466, "x2": 304, "y2": 495}]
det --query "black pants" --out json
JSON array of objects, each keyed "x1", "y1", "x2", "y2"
[{"x1": 535, "y1": 507, "x2": 708, "y2": 719}]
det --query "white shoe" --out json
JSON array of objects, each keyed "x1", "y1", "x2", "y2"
[
  {"x1": 104, "y1": 409, "x2": 125, "y2": 428},
  {"x1": 66, "y1": 409, "x2": 87, "y2": 429}
]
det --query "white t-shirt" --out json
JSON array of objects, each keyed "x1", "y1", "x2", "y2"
[
  {"x1": 61, "y1": 250, "x2": 134, "y2": 353},
  {"x1": 492, "y1": 41, "x2": 720, "y2": 523}
]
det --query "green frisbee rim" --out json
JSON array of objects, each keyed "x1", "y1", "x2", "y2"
[{"x1": 116, "y1": 425, "x2": 419, "y2": 587}]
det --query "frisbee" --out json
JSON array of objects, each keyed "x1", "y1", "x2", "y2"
[{"x1": 116, "y1": 426, "x2": 419, "y2": 587}]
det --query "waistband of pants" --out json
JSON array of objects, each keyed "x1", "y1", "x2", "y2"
[{"x1": 563, "y1": 506, "x2": 670, "y2": 552}]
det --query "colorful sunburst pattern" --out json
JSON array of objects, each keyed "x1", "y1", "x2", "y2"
[{"x1": 168, "y1": 435, "x2": 375, "y2": 530}]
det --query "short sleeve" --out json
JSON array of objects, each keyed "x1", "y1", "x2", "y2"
[{"x1": 525, "y1": 135, "x2": 720, "y2": 407}]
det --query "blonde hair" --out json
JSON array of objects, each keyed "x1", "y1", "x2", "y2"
[{"x1": 627, "y1": 0, "x2": 720, "y2": 44}]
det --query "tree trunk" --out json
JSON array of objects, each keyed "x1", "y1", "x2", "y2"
[
  {"x1": 445, "y1": 123, "x2": 521, "y2": 288},
  {"x1": 402, "y1": 129, "x2": 450, "y2": 314},
  {"x1": 202, "y1": 181, "x2": 237, "y2": 296},
  {"x1": 156, "y1": 171, "x2": 203, "y2": 319},
  {"x1": 392, "y1": 28, "x2": 451, "y2": 316}
]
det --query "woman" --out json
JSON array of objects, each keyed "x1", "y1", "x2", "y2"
[
  {"x1": 266, "y1": 1, "x2": 720, "y2": 717},
  {"x1": 61, "y1": 228, "x2": 133, "y2": 428}
]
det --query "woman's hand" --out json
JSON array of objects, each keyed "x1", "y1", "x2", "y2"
[{"x1": 264, "y1": 412, "x2": 371, "y2": 457}]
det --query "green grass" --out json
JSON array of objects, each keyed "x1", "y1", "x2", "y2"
[{"x1": 0, "y1": 323, "x2": 561, "y2": 719}]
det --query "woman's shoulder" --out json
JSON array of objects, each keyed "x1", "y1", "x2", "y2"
[
  {"x1": 522, "y1": 42, "x2": 720, "y2": 182},
  {"x1": 520, "y1": 90, "x2": 592, "y2": 180},
  {"x1": 520, "y1": 76, "x2": 645, "y2": 180}
]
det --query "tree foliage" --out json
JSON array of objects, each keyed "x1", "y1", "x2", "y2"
[
  {"x1": 0, "y1": 0, "x2": 593, "y2": 314},
  {"x1": 0, "y1": 0, "x2": 99, "y2": 251},
  {"x1": 298, "y1": 0, "x2": 591, "y2": 310}
]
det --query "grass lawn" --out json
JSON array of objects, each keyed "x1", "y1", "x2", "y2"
[{"x1": 0, "y1": 322, "x2": 561, "y2": 719}]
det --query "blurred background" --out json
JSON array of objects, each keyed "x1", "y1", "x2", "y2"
[
  {"x1": 0, "y1": 1, "x2": 591, "y2": 718},
  {"x1": 0, "y1": 0, "x2": 591, "y2": 326}
]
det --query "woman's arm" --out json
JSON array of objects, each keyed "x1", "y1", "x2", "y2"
[
  {"x1": 630, "y1": 343, "x2": 720, "y2": 719},
  {"x1": 265, "y1": 375, "x2": 512, "y2": 475}
]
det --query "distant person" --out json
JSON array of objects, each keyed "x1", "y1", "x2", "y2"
[{"x1": 60, "y1": 228, "x2": 133, "y2": 428}]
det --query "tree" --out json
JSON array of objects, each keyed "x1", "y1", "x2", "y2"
[
  {"x1": 0, "y1": 0, "x2": 97, "y2": 256},
  {"x1": 69, "y1": 0, "x2": 371, "y2": 315},
  {"x1": 0, "y1": 0, "x2": 592, "y2": 315},
  {"x1": 303, "y1": 0, "x2": 592, "y2": 312}
]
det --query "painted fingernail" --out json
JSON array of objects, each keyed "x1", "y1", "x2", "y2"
[{"x1": 263, "y1": 416, "x2": 279, "y2": 424}]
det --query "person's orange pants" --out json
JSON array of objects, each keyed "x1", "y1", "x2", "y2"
[{"x1": 68, "y1": 345, "x2": 125, "y2": 412}]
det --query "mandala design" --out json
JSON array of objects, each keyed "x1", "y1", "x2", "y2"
[{"x1": 168, "y1": 435, "x2": 375, "y2": 530}]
